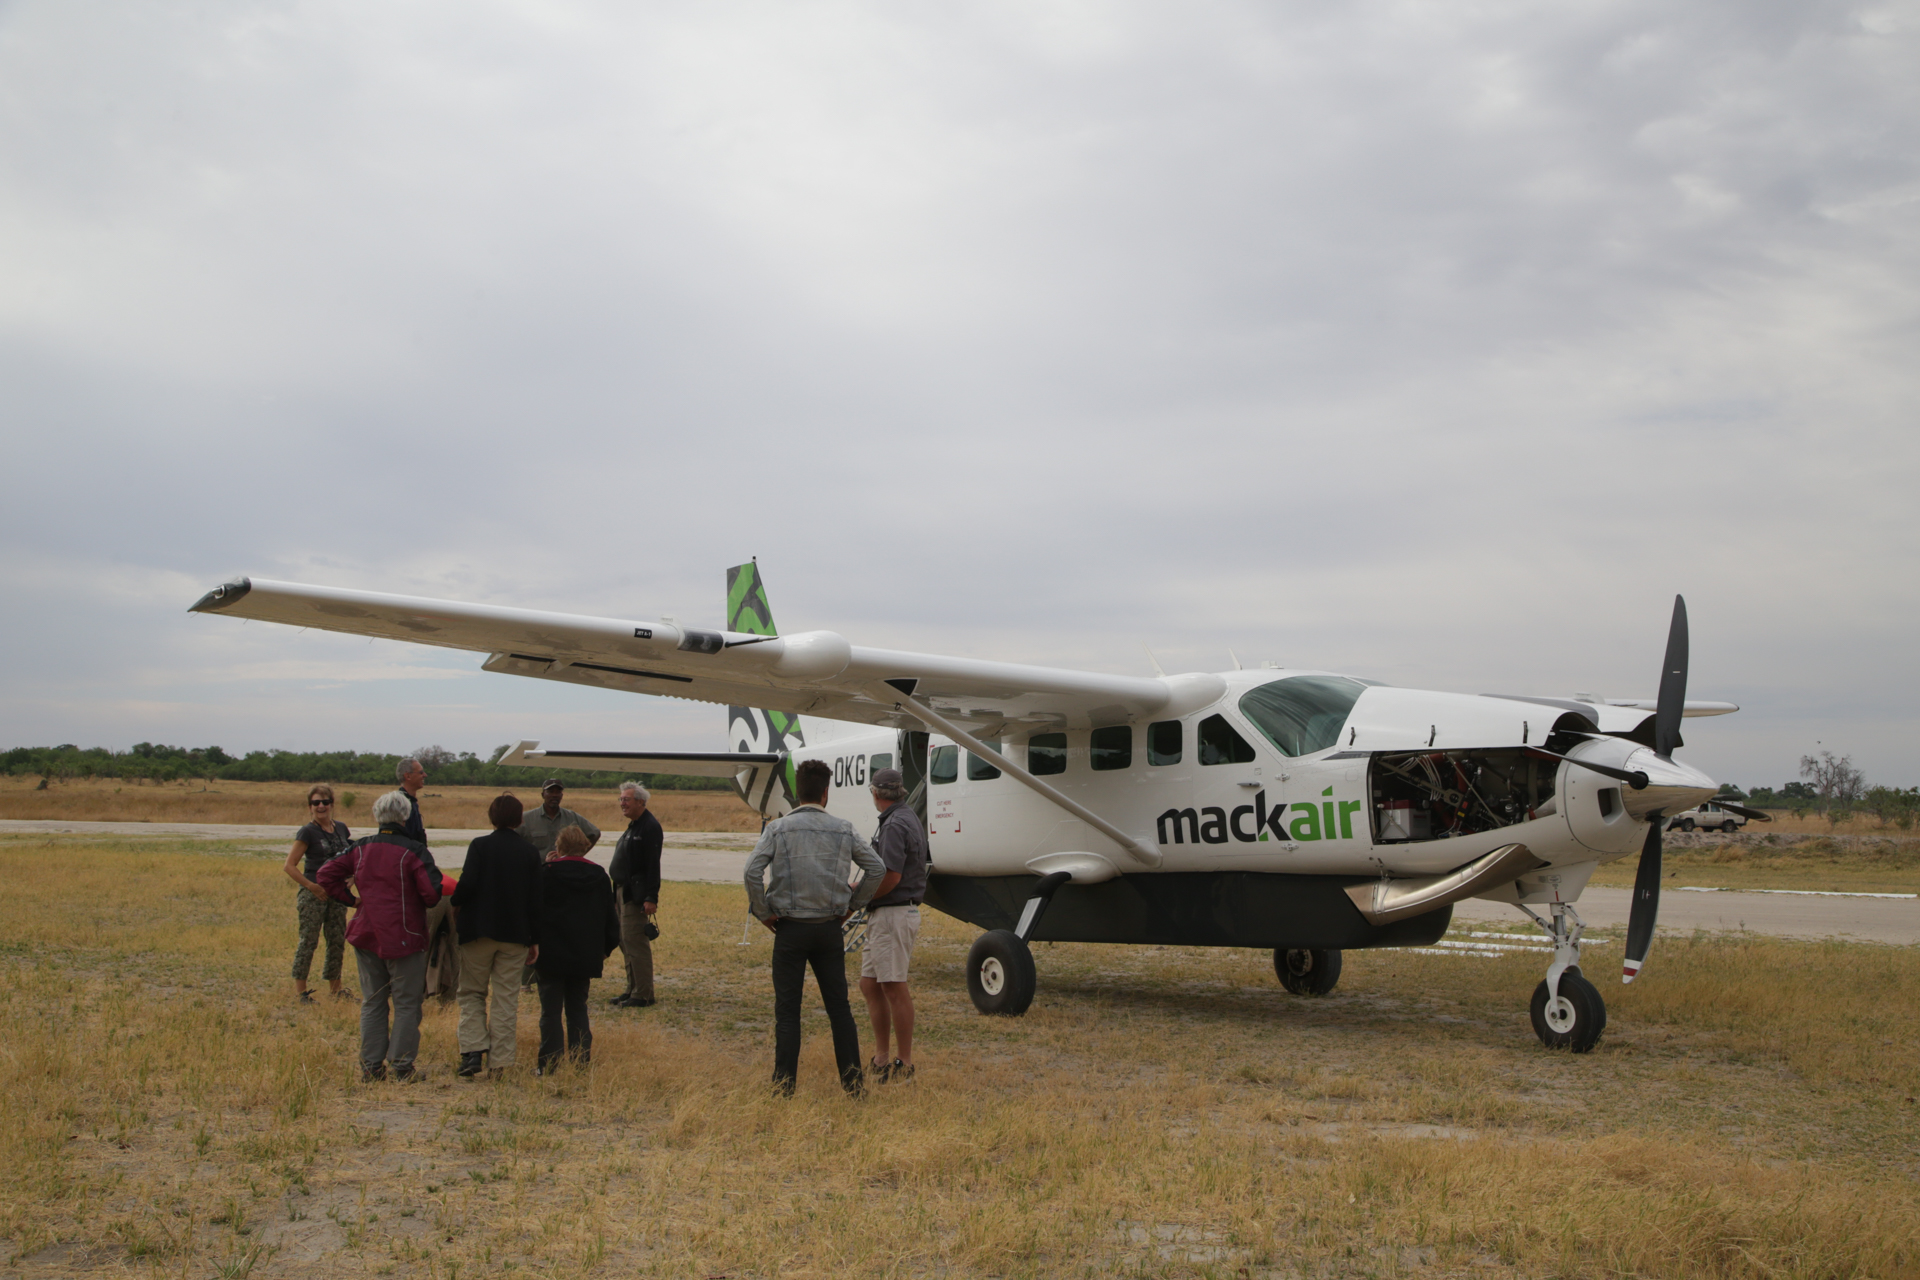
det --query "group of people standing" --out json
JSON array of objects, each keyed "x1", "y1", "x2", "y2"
[
  {"x1": 283, "y1": 759, "x2": 662, "y2": 1081},
  {"x1": 284, "y1": 752, "x2": 934, "y2": 1097}
]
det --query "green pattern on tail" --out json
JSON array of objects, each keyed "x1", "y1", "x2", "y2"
[
  {"x1": 724, "y1": 561, "x2": 805, "y2": 762},
  {"x1": 726, "y1": 561, "x2": 777, "y2": 637}
]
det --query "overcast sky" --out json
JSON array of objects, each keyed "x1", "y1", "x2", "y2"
[{"x1": 3, "y1": 0, "x2": 1915, "y2": 791}]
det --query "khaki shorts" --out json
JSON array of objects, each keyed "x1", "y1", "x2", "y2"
[{"x1": 860, "y1": 904, "x2": 920, "y2": 983}]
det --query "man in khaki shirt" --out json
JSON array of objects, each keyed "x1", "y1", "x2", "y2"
[{"x1": 518, "y1": 780, "x2": 601, "y2": 856}]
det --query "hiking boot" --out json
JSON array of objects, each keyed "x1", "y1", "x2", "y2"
[
  {"x1": 889, "y1": 1059, "x2": 915, "y2": 1082},
  {"x1": 457, "y1": 1052, "x2": 485, "y2": 1079},
  {"x1": 361, "y1": 1064, "x2": 387, "y2": 1083},
  {"x1": 391, "y1": 1064, "x2": 423, "y2": 1084}
]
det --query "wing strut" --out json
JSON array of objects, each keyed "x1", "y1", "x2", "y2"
[{"x1": 867, "y1": 683, "x2": 1163, "y2": 870}]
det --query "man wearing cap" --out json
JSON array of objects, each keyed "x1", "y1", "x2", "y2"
[
  {"x1": 518, "y1": 780, "x2": 602, "y2": 857},
  {"x1": 857, "y1": 767, "x2": 929, "y2": 1082}
]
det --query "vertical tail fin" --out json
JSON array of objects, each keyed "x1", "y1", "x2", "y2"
[{"x1": 724, "y1": 560, "x2": 806, "y2": 760}]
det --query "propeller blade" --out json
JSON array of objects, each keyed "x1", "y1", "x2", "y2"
[
  {"x1": 1708, "y1": 800, "x2": 1773, "y2": 823},
  {"x1": 1622, "y1": 819, "x2": 1661, "y2": 983},
  {"x1": 1654, "y1": 596, "x2": 1688, "y2": 759},
  {"x1": 1523, "y1": 746, "x2": 1648, "y2": 790}
]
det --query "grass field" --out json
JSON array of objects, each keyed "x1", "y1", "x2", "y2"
[
  {"x1": 1586, "y1": 832, "x2": 1920, "y2": 895},
  {"x1": 0, "y1": 776, "x2": 763, "y2": 833},
  {"x1": 1, "y1": 835, "x2": 1916, "y2": 1279}
]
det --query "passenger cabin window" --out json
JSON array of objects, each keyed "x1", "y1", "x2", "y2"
[
  {"x1": 967, "y1": 740, "x2": 1002, "y2": 781},
  {"x1": 929, "y1": 745, "x2": 958, "y2": 785},
  {"x1": 1147, "y1": 720, "x2": 1182, "y2": 766},
  {"x1": 1197, "y1": 714, "x2": 1256, "y2": 765},
  {"x1": 869, "y1": 752, "x2": 893, "y2": 773},
  {"x1": 1090, "y1": 725, "x2": 1132, "y2": 771},
  {"x1": 1028, "y1": 732, "x2": 1067, "y2": 776},
  {"x1": 1237, "y1": 674, "x2": 1371, "y2": 757}
]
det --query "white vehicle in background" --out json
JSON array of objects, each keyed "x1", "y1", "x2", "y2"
[{"x1": 1667, "y1": 801, "x2": 1747, "y2": 834}]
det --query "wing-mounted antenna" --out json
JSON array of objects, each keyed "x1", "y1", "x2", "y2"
[{"x1": 725, "y1": 560, "x2": 802, "y2": 805}]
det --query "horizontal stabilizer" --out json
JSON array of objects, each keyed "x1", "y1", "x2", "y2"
[{"x1": 499, "y1": 740, "x2": 780, "y2": 778}]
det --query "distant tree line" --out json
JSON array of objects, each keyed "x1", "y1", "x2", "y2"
[
  {"x1": 3, "y1": 742, "x2": 732, "y2": 793},
  {"x1": 1724, "y1": 751, "x2": 1917, "y2": 829}
]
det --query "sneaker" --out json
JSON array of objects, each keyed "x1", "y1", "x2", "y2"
[
  {"x1": 457, "y1": 1052, "x2": 485, "y2": 1079},
  {"x1": 332, "y1": 989, "x2": 356, "y2": 1001},
  {"x1": 869, "y1": 1057, "x2": 894, "y2": 1083},
  {"x1": 297, "y1": 990, "x2": 315, "y2": 1003},
  {"x1": 890, "y1": 1059, "x2": 915, "y2": 1082}
]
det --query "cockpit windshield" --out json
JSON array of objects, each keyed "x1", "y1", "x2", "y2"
[{"x1": 1238, "y1": 675, "x2": 1371, "y2": 757}]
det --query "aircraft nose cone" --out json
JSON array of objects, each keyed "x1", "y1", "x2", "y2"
[{"x1": 1620, "y1": 750, "x2": 1718, "y2": 822}]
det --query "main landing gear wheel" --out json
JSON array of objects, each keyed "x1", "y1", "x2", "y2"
[
  {"x1": 1274, "y1": 948, "x2": 1342, "y2": 996},
  {"x1": 966, "y1": 929, "x2": 1037, "y2": 1016},
  {"x1": 1530, "y1": 969, "x2": 1606, "y2": 1052}
]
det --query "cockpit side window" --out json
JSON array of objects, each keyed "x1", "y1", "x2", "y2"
[
  {"x1": 1238, "y1": 675, "x2": 1370, "y2": 757},
  {"x1": 1197, "y1": 714, "x2": 1256, "y2": 765}
]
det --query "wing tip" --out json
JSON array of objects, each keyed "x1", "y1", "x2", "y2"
[{"x1": 189, "y1": 577, "x2": 252, "y2": 614}]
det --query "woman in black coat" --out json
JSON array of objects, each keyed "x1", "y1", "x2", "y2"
[{"x1": 535, "y1": 825, "x2": 623, "y2": 1073}]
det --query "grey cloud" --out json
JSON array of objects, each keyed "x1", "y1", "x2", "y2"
[{"x1": 1, "y1": 0, "x2": 1914, "y2": 789}]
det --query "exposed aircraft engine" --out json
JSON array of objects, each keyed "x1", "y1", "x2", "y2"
[{"x1": 1370, "y1": 748, "x2": 1557, "y2": 843}]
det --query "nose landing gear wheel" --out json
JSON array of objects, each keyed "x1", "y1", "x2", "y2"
[
  {"x1": 1529, "y1": 969, "x2": 1606, "y2": 1052},
  {"x1": 966, "y1": 929, "x2": 1037, "y2": 1016},
  {"x1": 1273, "y1": 948, "x2": 1342, "y2": 996}
]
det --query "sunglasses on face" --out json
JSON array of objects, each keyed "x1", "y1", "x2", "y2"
[{"x1": 310, "y1": 799, "x2": 332, "y2": 806}]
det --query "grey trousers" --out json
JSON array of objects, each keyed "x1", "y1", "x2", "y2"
[
  {"x1": 617, "y1": 888, "x2": 655, "y2": 1001},
  {"x1": 354, "y1": 948, "x2": 428, "y2": 1074}
]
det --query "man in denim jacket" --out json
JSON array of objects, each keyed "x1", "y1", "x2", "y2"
[{"x1": 745, "y1": 758, "x2": 886, "y2": 1096}]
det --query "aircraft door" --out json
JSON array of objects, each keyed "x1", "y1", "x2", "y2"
[{"x1": 898, "y1": 730, "x2": 929, "y2": 828}]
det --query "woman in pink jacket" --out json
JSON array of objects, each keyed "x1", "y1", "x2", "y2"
[{"x1": 318, "y1": 790, "x2": 444, "y2": 1082}]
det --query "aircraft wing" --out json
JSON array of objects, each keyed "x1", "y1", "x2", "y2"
[
  {"x1": 189, "y1": 577, "x2": 1224, "y2": 732},
  {"x1": 497, "y1": 741, "x2": 778, "y2": 778}
]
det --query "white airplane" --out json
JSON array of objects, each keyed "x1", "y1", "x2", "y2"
[{"x1": 190, "y1": 562, "x2": 1766, "y2": 1052}]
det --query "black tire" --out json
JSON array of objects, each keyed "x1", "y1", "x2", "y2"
[
  {"x1": 966, "y1": 930, "x2": 1037, "y2": 1016},
  {"x1": 1530, "y1": 969, "x2": 1606, "y2": 1052},
  {"x1": 1723, "y1": 821, "x2": 1738, "y2": 834},
  {"x1": 1273, "y1": 948, "x2": 1342, "y2": 996},
  {"x1": 1680, "y1": 818, "x2": 1696, "y2": 832}
]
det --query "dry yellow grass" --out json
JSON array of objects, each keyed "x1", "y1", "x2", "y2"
[
  {"x1": 1743, "y1": 810, "x2": 1914, "y2": 836},
  {"x1": 1586, "y1": 832, "x2": 1920, "y2": 894},
  {"x1": 0, "y1": 775, "x2": 762, "y2": 833},
  {"x1": 1, "y1": 833, "x2": 1916, "y2": 1278}
]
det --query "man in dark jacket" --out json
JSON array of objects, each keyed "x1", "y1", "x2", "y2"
[
  {"x1": 318, "y1": 790, "x2": 444, "y2": 1082},
  {"x1": 397, "y1": 756, "x2": 432, "y2": 851},
  {"x1": 534, "y1": 825, "x2": 622, "y2": 1073},
  {"x1": 449, "y1": 794, "x2": 544, "y2": 1078},
  {"x1": 606, "y1": 781, "x2": 663, "y2": 1008}
]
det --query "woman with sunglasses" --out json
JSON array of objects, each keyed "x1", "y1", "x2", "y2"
[{"x1": 284, "y1": 784, "x2": 353, "y2": 1002}]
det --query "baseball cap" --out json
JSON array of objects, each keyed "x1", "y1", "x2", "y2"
[
  {"x1": 871, "y1": 768, "x2": 904, "y2": 789},
  {"x1": 541, "y1": 778, "x2": 565, "y2": 791}
]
